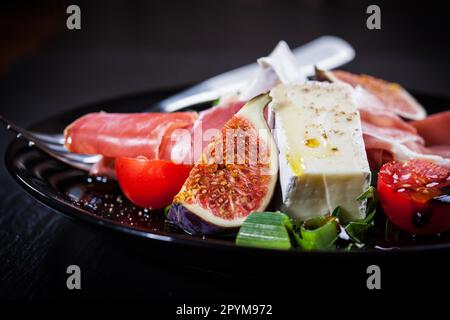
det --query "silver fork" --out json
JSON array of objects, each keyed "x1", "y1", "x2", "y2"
[
  {"x1": 0, "y1": 37, "x2": 355, "y2": 171},
  {"x1": 0, "y1": 116, "x2": 100, "y2": 171}
]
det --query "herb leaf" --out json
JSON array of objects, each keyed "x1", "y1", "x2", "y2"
[
  {"x1": 356, "y1": 186, "x2": 377, "y2": 202},
  {"x1": 344, "y1": 186, "x2": 378, "y2": 244}
]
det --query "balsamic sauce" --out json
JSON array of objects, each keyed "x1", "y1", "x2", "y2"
[
  {"x1": 412, "y1": 211, "x2": 432, "y2": 229},
  {"x1": 60, "y1": 174, "x2": 450, "y2": 250},
  {"x1": 64, "y1": 176, "x2": 166, "y2": 232}
]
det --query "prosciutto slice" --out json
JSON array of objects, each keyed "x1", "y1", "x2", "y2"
[
  {"x1": 65, "y1": 112, "x2": 197, "y2": 159},
  {"x1": 65, "y1": 100, "x2": 245, "y2": 178},
  {"x1": 159, "y1": 100, "x2": 245, "y2": 164},
  {"x1": 332, "y1": 70, "x2": 427, "y2": 120},
  {"x1": 354, "y1": 87, "x2": 418, "y2": 133},
  {"x1": 411, "y1": 111, "x2": 450, "y2": 146},
  {"x1": 362, "y1": 115, "x2": 450, "y2": 170},
  {"x1": 326, "y1": 69, "x2": 449, "y2": 169}
]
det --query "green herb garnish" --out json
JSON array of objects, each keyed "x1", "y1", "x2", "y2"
[
  {"x1": 235, "y1": 186, "x2": 378, "y2": 251},
  {"x1": 343, "y1": 186, "x2": 378, "y2": 244},
  {"x1": 236, "y1": 212, "x2": 293, "y2": 250},
  {"x1": 293, "y1": 216, "x2": 339, "y2": 250}
]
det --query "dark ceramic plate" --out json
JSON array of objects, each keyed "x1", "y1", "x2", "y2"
[{"x1": 4, "y1": 87, "x2": 450, "y2": 270}]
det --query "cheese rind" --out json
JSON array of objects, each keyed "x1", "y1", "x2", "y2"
[{"x1": 270, "y1": 82, "x2": 371, "y2": 222}]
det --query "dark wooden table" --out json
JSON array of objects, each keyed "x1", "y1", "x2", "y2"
[{"x1": 1, "y1": 0, "x2": 450, "y2": 302}]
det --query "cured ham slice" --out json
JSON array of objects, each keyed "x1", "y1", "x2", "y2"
[
  {"x1": 353, "y1": 84, "x2": 449, "y2": 169},
  {"x1": 363, "y1": 135, "x2": 450, "y2": 170},
  {"x1": 354, "y1": 87, "x2": 418, "y2": 133},
  {"x1": 362, "y1": 121, "x2": 423, "y2": 145},
  {"x1": 316, "y1": 68, "x2": 449, "y2": 169},
  {"x1": 65, "y1": 112, "x2": 197, "y2": 159},
  {"x1": 363, "y1": 134, "x2": 397, "y2": 170},
  {"x1": 411, "y1": 111, "x2": 450, "y2": 146},
  {"x1": 65, "y1": 100, "x2": 245, "y2": 178},
  {"x1": 151, "y1": 100, "x2": 245, "y2": 164},
  {"x1": 361, "y1": 110, "x2": 450, "y2": 170},
  {"x1": 191, "y1": 100, "x2": 245, "y2": 161},
  {"x1": 332, "y1": 70, "x2": 427, "y2": 120},
  {"x1": 422, "y1": 145, "x2": 450, "y2": 159},
  {"x1": 362, "y1": 122, "x2": 450, "y2": 170}
]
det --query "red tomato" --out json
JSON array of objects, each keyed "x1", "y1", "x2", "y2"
[
  {"x1": 377, "y1": 159, "x2": 450, "y2": 235},
  {"x1": 115, "y1": 157, "x2": 192, "y2": 209}
]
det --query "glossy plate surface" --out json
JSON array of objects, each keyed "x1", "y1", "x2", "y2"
[{"x1": 5, "y1": 87, "x2": 450, "y2": 259}]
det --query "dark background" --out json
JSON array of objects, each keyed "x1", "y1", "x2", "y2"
[{"x1": 1, "y1": 0, "x2": 450, "y2": 304}]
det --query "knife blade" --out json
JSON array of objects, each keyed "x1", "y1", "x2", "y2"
[{"x1": 159, "y1": 35, "x2": 355, "y2": 111}]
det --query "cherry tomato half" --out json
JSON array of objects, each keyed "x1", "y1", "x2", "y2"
[
  {"x1": 377, "y1": 159, "x2": 450, "y2": 235},
  {"x1": 115, "y1": 157, "x2": 192, "y2": 209}
]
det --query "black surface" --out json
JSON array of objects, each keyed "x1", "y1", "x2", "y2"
[{"x1": 1, "y1": 0, "x2": 450, "y2": 304}]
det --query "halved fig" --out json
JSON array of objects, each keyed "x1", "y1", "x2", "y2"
[
  {"x1": 167, "y1": 94, "x2": 278, "y2": 235},
  {"x1": 315, "y1": 68, "x2": 427, "y2": 120}
]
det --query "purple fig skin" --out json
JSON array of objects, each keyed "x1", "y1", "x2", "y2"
[{"x1": 167, "y1": 203, "x2": 237, "y2": 235}]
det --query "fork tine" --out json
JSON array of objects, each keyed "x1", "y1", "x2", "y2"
[
  {"x1": 63, "y1": 153, "x2": 101, "y2": 163},
  {"x1": 44, "y1": 142, "x2": 70, "y2": 153},
  {"x1": 0, "y1": 115, "x2": 98, "y2": 171},
  {"x1": 1, "y1": 116, "x2": 66, "y2": 147},
  {"x1": 30, "y1": 133, "x2": 101, "y2": 164},
  {"x1": 27, "y1": 128, "x2": 99, "y2": 161},
  {"x1": 0, "y1": 115, "x2": 47, "y2": 145},
  {"x1": 31, "y1": 132, "x2": 65, "y2": 145}
]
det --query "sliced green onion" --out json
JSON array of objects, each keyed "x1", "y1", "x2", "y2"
[
  {"x1": 236, "y1": 212, "x2": 293, "y2": 250},
  {"x1": 294, "y1": 216, "x2": 339, "y2": 250}
]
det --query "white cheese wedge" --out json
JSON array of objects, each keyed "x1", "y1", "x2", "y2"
[{"x1": 270, "y1": 81, "x2": 371, "y2": 222}]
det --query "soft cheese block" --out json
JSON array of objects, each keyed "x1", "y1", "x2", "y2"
[{"x1": 270, "y1": 82, "x2": 371, "y2": 222}]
